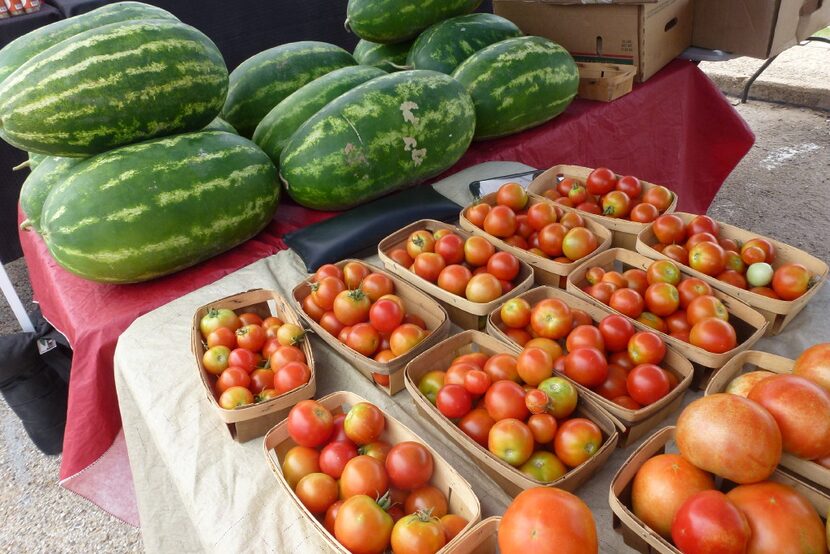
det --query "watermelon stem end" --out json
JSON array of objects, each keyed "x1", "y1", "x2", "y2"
[
  {"x1": 19, "y1": 219, "x2": 32, "y2": 232},
  {"x1": 344, "y1": 18, "x2": 351, "y2": 33},
  {"x1": 387, "y1": 62, "x2": 413, "y2": 70},
  {"x1": 12, "y1": 160, "x2": 30, "y2": 171}
]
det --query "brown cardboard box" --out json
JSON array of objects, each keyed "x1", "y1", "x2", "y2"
[
  {"x1": 493, "y1": 0, "x2": 693, "y2": 82},
  {"x1": 693, "y1": 0, "x2": 830, "y2": 59}
]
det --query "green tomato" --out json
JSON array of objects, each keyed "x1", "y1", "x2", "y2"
[
  {"x1": 520, "y1": 451, "x2": 567, "y2": 483},
  {"x1": 747, "y1": 262, "x2": 774, "y2": 287}
]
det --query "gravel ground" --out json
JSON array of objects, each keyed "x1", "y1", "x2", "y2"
[{"x1": 0, "y1": 98, "x2": 827, "y2": 552}]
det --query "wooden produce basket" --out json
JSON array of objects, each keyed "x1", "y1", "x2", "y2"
[
  {"x1": 567, "y1": 248, "x2": 768, "y2": 387},
  {"x1": 609, "y1": 426, "x2": 830, "y2": 554},
  {"x1": 487, "y1": 286, "x2": 694, "y2": 447},
  {"x1": 443, "y1": 516, "x2": 501, "y2": 554},
  {"x1": 527, "y1": 165, "x2": 679, "y2": 250},
  {"x1": 192, "y1": 289, "x2": 316, "y2": 442},
  {"x1": 291, "y1": 260, "x2": 450, "y2": 395},
  {"x1": 705, "y1": 350, "x2": 830, "y2": 490},
  {"x1": 459, "y1": 192, "x2": 612, "y2": 289},
  {"x1": 404, "y1": 330, "x2": 619, "y2": 497},
  {"x1": 263, "y1": 391, "x2": 481, "y2": 553},
  {"x1": 636, "y1": 212, "x2": 828, "y2": 336},
  {"x1": 378, "y1": 219, "x2": 535, "y2": 330},
  {"x1": 577, "y1": 62, "x2": 636, "y2": 102}
]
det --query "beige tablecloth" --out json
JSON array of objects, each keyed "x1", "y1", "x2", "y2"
[{"x1": 114, "y1": 168, "x2": 830, "y2": 553}]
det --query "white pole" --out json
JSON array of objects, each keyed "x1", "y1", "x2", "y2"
[{"x1": 0, "y1": 262, "x2": 34, "y2": 333}]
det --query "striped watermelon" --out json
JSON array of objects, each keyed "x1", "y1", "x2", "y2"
[
  {"x1": 0, "y1": 19, "x2": 228, "y2": 157},
  {"x1": 0, "y1": 1, "x2": 178, "y2": 85},
  {"x1": 19, "y1": 156, "x2": 81, "y2": 232},
  {"x1": 221, "y1": 41, "x2": 356, "y2": 138},
  {"x1": 280, "y1": 70, "x2": 475, "y2": 210},
  {"x1": 253, "y1": 65, "x2": 386, "y2": 165},
  {"x1": 407, "y1": 14, "x2": 522, "y2": 74},
  {"x1": 346, "y1": 0, "x2": 482, "y2": 43},
  {"x1": 40, "y1": 131, "x2": 279, "y2": 284},
  {"x1": 353, "y1": 39, "x2": 413, "y2": 72},
  {"x1": 204, "y1": 117, "x2": 238, "y2": 134},
  {"x1": 452, "y1": 36, "x2": 578, "y2": 140}
]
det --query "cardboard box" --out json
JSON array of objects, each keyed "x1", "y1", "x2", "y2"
[
  {"x1": 693, "y1": 0, "x2": 830, "y2": 59},
  {"x1": 493, "y1": 0, "x2": 693, "y2": 82}
]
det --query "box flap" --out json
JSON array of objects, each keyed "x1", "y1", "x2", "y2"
[
  {"x1": 494, "y1": 0, "x2": 656, "y2": 4},
  {"x1": 692, "y1": 0, "x2": 780, "y2": 59}
]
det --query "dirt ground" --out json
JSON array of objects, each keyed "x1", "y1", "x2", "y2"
[{"x1": 0, "y1": 98, "x2": 828, "y2": 552}]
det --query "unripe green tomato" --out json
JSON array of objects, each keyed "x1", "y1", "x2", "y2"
[{"x1": 747, "y1": 262, "x2": 774, "y2": 287}]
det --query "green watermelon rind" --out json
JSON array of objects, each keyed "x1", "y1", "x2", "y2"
[
  {"x1": 19, "y1": 156, "x2": 82, "y2": 232},
  {"x1": 346, "y1": 0, "x2": 483, "y2": 44},
  {"x1": 353, "y1": 39, "x2": 413, "y2": 72}
]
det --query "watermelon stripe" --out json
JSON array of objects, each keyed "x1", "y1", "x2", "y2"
[{"x1": 347, "y1": 0, "x2": 482, "y2": 43}]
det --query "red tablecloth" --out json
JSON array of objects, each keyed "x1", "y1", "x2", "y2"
[{"x1": 18, "y1": 59, "x2": 752, "y2": 524}]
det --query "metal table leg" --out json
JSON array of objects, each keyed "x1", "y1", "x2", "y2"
[{"x1": 741, "y1": 35, "x2": 830, "y2": 103}]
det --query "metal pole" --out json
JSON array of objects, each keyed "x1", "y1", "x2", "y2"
[{"x1": 0, "y1": 262, "x2": 34, "y2": 333}]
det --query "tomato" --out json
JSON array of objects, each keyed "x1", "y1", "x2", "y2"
[
  {"x1": 357, "y1": 274, "x2": 393, "y2": 303},
  {"x1": 631, "y1": 453, "x2": 715, "y2": 539},
  {"x1": 489, "y1": 418, "x2": 534, "y2": 466},
  {"x1": 525, "y1": 338, "x2": 563, "y2": 360},
  {"x1": 586, "y1": 167, "x2": 617, "y2": 195},
  {"x1": 553, "y1": 418, "x2": 602, "y2": 468},
  {"x1": 218, "y1": 386, "x2": 253, "y2": 409},
  {"x1": 723, "y1": 250, "x2": 746, "y2": 273},
  {"x1": 434, "y1": 384, "x2": 471, "y2": 419},
  {"x1": 677, "y1": 394, "x2": 781, "y2": 484},
  {"x1": 527, "y1": 412, "x2": 557, "y2": 443},
  {"x1": 530, "y1": 298, "x2": 573, "y2": 339},
  {"x1": 515, "y1": 215, "x2": 533, "y2": 239},
  {"x1": 567, "y1": 182, "x2": 589, "y2": 205},
  {"x1": 484, "y1": 205, "x2": 518, "y2": 238},
  {"x1": 686, "y1": 232, "x2": 718, "y2": 251},
  {"x1": 340, "y1": 454, "x2": 389, "y2": 501},
  {"x1": 316, "y1": 442, "x2": 359, "y2": 481},
  {"x1": 445, "y1": 363, "x2": 474, "y2": 386},
  {"x1": 600, "y1": 271, "x2": 626, "y2": 289},
  {"x1": 594, "y1": 363, "x2": 629, "y2": 401},
  {"x1": 256, "y1": 389, "x2": 280, "y2": 403},
  {"x1": 563, "y1": 326, "x2": 602, "y2": 353},
  {"x1": 324, "y1": 500, "x2": 343, "y2": 534},
  {"x1": 403, "y1": 313, "x2": 426, "y2": 329},
  {"x1": 636, "y1": 312, "x2": 666, "y2": 333},
  {"x1": 562, "y1": 227, "x2": 598, "y2": 260},
  {"x1": 487, "y1": 251, "x2": 520, "y2": 281},
  {"x1": 609, "y1": 351, "x2": 635, "y2": 371},
  {"x1": 455, "y1": 407, "x2": 495, "y2": 447},
  {"x1": 664, "y1": 311, "x2": 690, "y2": 335},
  {"x1": 206, "y1": 326, "x2": 236, "y2": 350},
  {"x1": 504, "y1": 235, "x2": 529, "y2": 250},
  {"x1": 498, "y1": 487, "x2": 597, "y2": 554},
  {"x1": 238, "y1": 312, "x2": 263, "y2": 326},
  {"x1": 232, "y1": 324, "x2": 264, "y2": 352},
  {"x1": 310, "y1": 276, "x2": 345, "y2": 312},
  {"x1": 295, "y1": 472, "x2": 339, "y2": 515},
  {"x1": 391, "y1": 511, "x2": 446, "y2": 554},
  {"x1": 772, "y1": 263, "x2": 811, "y2": 300},
  {"x1": 202, "y1": 345, "x2": 231, "y2": 375},
  {"x1": 464, "y1": 273, "x2": 501, "y2": 303},
  {"x1": 389, "y1": 248, "x2": 414, "y2": 268},
  {"x1": 628, "y1": 332, "x2": 666, "y2": 365},
  {"x1": 368, "y1": 299, "x2": 404, "y2": 335},
  {"x1": 716, "y1": 269, "x2": 747, "y2": 289},
  {"x1": 613, "y1": 396, "x2": 642, "y2": 410},
  {"x1": 584, "y1": 266, "x2": 605, "y2": 285},
  {"x1": 688, "y1": 242, "x2": 726, "y2": 276},
  {"x1": 270, "y1": 345, "x2": 305, "y2": 370},
  {"x1": 630, "y1": 202, "x2": 659, "y2": 223},
  {"x1": 685, "y1": 295, "x2": 727, "y2": 326},
  {"x1": 500, "y1": 297, "x2": 532, "y2": 329},
  {"x1": 282, "y1": 445, "x2": 320, "y2": 489},
  {"x1": 601, "y1": 190, "x2": 631, "y2": 218},
  {"x1": 275, "y1": 323, "x2": 304, "y2": 347},
  {"x1": 485, "y1": 380, "x2": 529, "y2": 421},
  {"x1": 344, "y1": 402, "x2": 385, "y2": 445},
  {"x1": 598, "y1": 314, "x2": 635, "y2": 352},
  {"x1": 464, "y1": 369, "x2": 491, "y2": 396},
  {"x1": 520, "y1": 451, "x2": 567, "y2": 483},
  {"x1": 274, "y1": 361, "x2": 310, "y2": 394},
  {"x1": 360, "y1": 442, "x2": 392, "y2": 464},
  {"x1": 662, "y1": 244, "x2": 689, "y2": 265},
  {"x1": 228, "y1": 348, "x2": 260, "y2": 374},
  {"x1": 215, "y1": 366, "x2": 251, "y2": 395},
  {"x1": 741, "y1": 237, "x2": 776, "y2": 263},
  {"x1": 412, "y1": 252, "x2": 445, "y2": 283},
  {"x1": 643, "y1": 282, "x2": 679, "y2": 317},
  {"x1": 314, "y1": 264, "x2": 343, "y2": 282},
  {"x1": 426, "y1": 234, "x2": 463, "y2": 268},
  {"x1": 652, "y1": 214, "x2": 686, "y2": 245},
  {"x1": 642, "y1": 185, "x2": 673, "y2": 212},
  {"x1": 724, "y1": 370, "x2": 774, "y2": 398},
  {"x1": 564, "y1": 347, "x2": 608, "y2": 388},
  {"x1": 555, "y1": 196, "x2": 574, "y2": 208},
  {"x1": 382, "y1": 442, "x2": 433, "y2": 493},
  {"x1": 200, "y1": 308, "x2": 241, "y2": 339},
  {"x1": 538, "y1": 377, "x2": 578, "y2": 418},
  {"x1": 793, "y1": 343, "x2": 830, "y2": 392},
  {"x1": 331, "y1": 290, "x2": 369, "y2": 326},
  {"x1": 465, "y1": 203, "x2": 491, "y2": 228},
  {"x1": 612, "y1": 174, "x2": 640, "y2": 198},
  {"x1": 570, "y1": 309, "x2": 593, "y2": 329},
  {"x1": 286, "y1": 400, "x2": 333, "y2": 448},
  {"x1": 623, "y1": 268, "x2": 649, "y2": 296},
  {"x1": 334, "y1": 494, "x2": 394, "y2": 554},
  {"x1": 439, "y1": 514, "x2": 468, "y2": 542},
  {"x1": 345, "y1": 323, "x2": 380, "y2": 357},
  {"x1": 748, "y1": 375, "x2": 830, "y2": 459},
  {"x1": 389, "y1": 323, "x2": 427, "y2": 357},
  {"x1": 689, "y1": 318, "x2": 736, "y2": 354},
  {"x1": 626, "y1": 364, "x2": 670, "y2": 406},
  {"x1": 557, "y1": 213, "x2": 584, "y2": 231},
  {"x1": 670, "y1": 490, "x2": 750, "y2": 554},
  {"x1": 609, "y1": 288, "x2": 645, "y2": 318},
  {"x1": 585, "y1": 282, "x2": 615, "y2": 305},
  {"x1": 342, "y1": 262, "x2": 371, "y2": 290},
  {"x1": 727, "y1": 482, "x2": 826, "y2": 554},
  {"x1": 495, "y1": 181, "x2": 528, "y2": 210},
  {"x1": 463, "y1": 236, "x2": 495, "y2": 267},
  {"x1": 516, "y1": 347, "x2": 554, "y2": 386},
  {"x1": 646, "y1": 259, "x2": 681, "y2": 285},
  {"x1": 405, "y1": 486, "x2": 448, "y2": 518},
  {"x1": 526, "y1": 202, "x2": 558, "y2": 231},
  {"x1": 676, "y1": 277, "x2": 712, "y2": 309},
  {"x1": 406, "y1": 230, "x2": 436, "y2": 259},
  {"x1": 248, "y1": 368, "x2": 274, "y2": 395}
]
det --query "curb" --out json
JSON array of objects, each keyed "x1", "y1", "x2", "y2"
[{"x1": 704, "y1": 71, "x2": 830, "y2": 111}]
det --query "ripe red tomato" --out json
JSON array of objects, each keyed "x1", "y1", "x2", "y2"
[
  {"x1": 346, "y1": 323, "x2": 380, "y2": 357},
  {"x1": 359, "y1": 273, "x2": 394, "y2": 302},
  {"x1": 389, "y1": 248, "x2": 414, "y2": 268},
  {"x1": 741, "y1": 238, "x2": 776, "y2": 263},
  {"x1": 235, "y1": 323, "x2": 265, "y2": 352},
  {"x1": 586, "y1": 167, "x2": 617, "y2": 195},
  {"x1": 215, "y1": 366, "x2": 251, "y2": 395},
  {"x1": 642, "y1": 185, "x2": 673, "y2": 212},
  {"x1": 526, "y1": 202, "x2": 558, "y2": 231},
  {"x1": 340, "y1": 454, "x2": 390, "y2": 500},
  {"x1": 270, "y1": 345, "x2": 305, "y2": 370},
  {"x1": 665, "y1": 311, "x2": 691, "y2": 334},
  {"x1": 311, "y1": 276, "x2": 345, "y2": 311},
  {"x1": 465, "y1": 203, "x2": 491, "y2": 228},
  {"x1": 206, "y1": 326, "x2": 236, "y2": 350},
  {"x1": 562, "y1": 227, "x2": 598, "y2": 260},
  {"x1": 623, "y1": 269, "x2": 649, "y2": 296},
  {"x1": 319, "y1": 441, "x2": 359, "y2": 480},
  {"x1": 686, "y1": 295, "x2": 728, "y2": 325},
  {"x1": 718, "y1": 269, "x2": 748, "y2": 289},
  {"x1": 445, "y1": 363, "x2": 474, "y2": 386},
  {"x1": 314, "y1": 264, "x2": 343, "y2": 282},
  {"x1": 530, "y1": 298, "x2": 573, "y2": 339},
  {"x1": 527, "y1": 413, "x2": 558, "y2": 444},
  {"x1": 302, "y1": 294, "x2": 326, "y2": 322},
  {"x1": 496, "y1": 182, "x2": 528, "y2": 209},
  {"x1": 484, "y1": 205, "x2": 518, "y2": 238},
  {"x1": 463, "y1": 235, "x2": 496, "y2": 267},
  {"x1": 369, "y1": 299, "x2": 404, "y2": 335},
  {"x1": 564, "y1": 347, "x2": 608, "y2": 388},
  {"x1": 295, "y1": 472, "x2": 339, "y2": 515},
  {"x1": 433, "y1": 233, "x2": 464, "y2": 265},
  {"x1": 689, "y1": 318, "x2": 737, "y2": 353},
  {"x1": 647, "y1": 259, "x2": 681, "y2": 285},
  {"x1": 334, "y1": 494, "x2": 393, "y2": 554},
  {"x1": 609, "y1": 288, "x2": 645, "y2": 318},
  {"x1": 458, "y1": 408, "x2": 496, "y2": 447},
  {"x1": 287, "y1": 400, "x2": 334, "y2": 447},
  {"x1": 440, "y1": 514, "x2": 468, "y2": 543},
  {"x1": 616, "y1": 175, "x2": 642, "y2": 198},
  {"x1": 344, "y1": 402, "x2": 385, "y2": 445},
  {"x1": 723, "y1": 250, "x2": 746, "y2": 273},
  {"x1": 342, "y1": 262, "x2": 371, "y2": 290},
  {"x1": 487, "y1": 251, "x2": 520, "y2": 281},
  {"x1": 601, "y1": 271, "x2": 627, "y2": 289},
  {"x1": 463, "y1": 369, "x2": 491, "y2": 396},
  {"x1": 465, "y1": 273, "x2": 502, "y2": 302},
  {"x1": 630, "y1": 202, "x2": 659, "y2": 223},
  {"x1": 662, "y1": 244, "x2": 689, "y2": 265},
  {"x1": 485, "y1": 380, "x2": 529, "y2": 421},
  {"x1": 489, "y1": 418, "x2": 534, "y2": 466},
  {"x1": 637, "y1": 312, "x2": 667, "y2": 333},
  {"x1": 772, "y1": 263, "x2": 811, "y2": 300},
  {"x1": 793, "y1": 343, "x2": 830, "y2": 392},
  {"x1": 613, "y1": 395, "x2": 641, "y2": 410},
  {"x1": 249, "y1": 368, "x2": 274, "y2": 394},
  {"x1": 389, "y1": 323, "x2": 427, "y2": 357},
  {"x1": 228, "y1": 347, "x2": 258, "y2": 373},
  {"x1": 626, "y1": 364, "x2": 670, "y2": 406},
  {"x1": 360, "y1": 441, "x2": 392, "y2": 463},
  {"x1": 333, "y1": 289, "x2": 371, "y2": 326},
  {"x1": 406, "y1": 230, "x2": 435, "y2": 259},
  {"x1": 501, "y1": 297, "x2": 532, "y2": 329},
  {"x1": 598, "y1": 314, "x2": 635, "y2": 352},
  {"x1": 391, "y1": 512, "x2": 447, "y2": 554},
  {"x1": 601, "y1": 190, "x2": 631, "y2": 218},
  {"x1": 516, "y1": 347, "x2": 554, "y2": 386},
  {"x1": 594, "y1": 363, "x2": 629, "y2": 400},
  {"x1": 233, "y1": 312, "x2": 261, "y2": 325},
  {"x1": 404, "y1": 486, "x2": 448, "y2": 518},
  {"x1": 384, "y1": 441, "x2": 433, "y2": 491},
  {"x1": 671, "y1": 490, "x2": 751, "y2": 554},
  {"x1": 686, "y1": 232, "x2": 718, "y2": 251},
  {"x1": 565, "y1": 325, "x2": 604, "y2": 352},
  {"x1": 628, "y1": 332, "x2": 666, "y2": 365},
  {"x1": 324, "y1": 500, "x2": 343, "y2": 534},
  {"x1": 413, "y1": 252, "x2": 446, "y2": 283},
  {"x1": 484, "y1": 354, "x2": 520, "y2": 382},
  {"x1": 554, "y1": 418, "x2": 603, "y2": 467},
  {"x1": 652, "y1": 214, "x2": 686, "y2": 244},
  {"x1": 567, "y1": 182, "x2": 589, "y2": 205},
  {"x1": 537, "y1": 223, "x2": 566, "y2": 257},
  {"x1": 282, "y1": 445, "x2": 320, "y2": 489},
  {"x1": 436, "y1": 384, "x2": 473, "y2": 419},
  {"x1": 319, "y1": 310, "x2": 346, "y2": 336},
  {"x1": 688, "y1": 242, "x2": 726, "y2": 276},
  {"x1": 585, "y1": 266, "x2": 605, "y2": 285},
  {"x1": 685, "y1": 215, "x2": 719, "y2": 238},
  {"x1": 525, "y1": 389, "x2": 551, "y2": 415},
  {"x1": 677, "y1": 278, "x2": 712, "y2": 308},
  {"x1": 644, "y1": 282, "x2": 680, "y2": 317}
]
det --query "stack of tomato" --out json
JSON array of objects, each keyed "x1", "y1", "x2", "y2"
[
  {"x1": 579, "y1": 258, "x2": 739, "y2": 354},
  {"x1": 538, "y1": 167, "x2": 674, "y2": 223},
  {"x1": 301, "y1": 262, "x2": 430, "y2": 366},
  {"x1": 650, "y1": 213, "x2": 814, "y2": 300},
  {"x1": 464, "y1": 182, "x2": 601, "y2": 262},
  {"x1": 417, "y1": 344, "x2": 606, "y2": 483},
  {"x1": 499, "y1": 296, "x2": 679, "y2": 410},
  {"x1": 281, "y1": 400, "x2": 469, "y2": 554},
  {"x1": 199, "y1": 308, "x2": 310, "y2": 409},
  {"x1": 387, "y1": 226, "x2": 523, "y2": 303},
  {"x1": 629, "y1": 354, "x2": 830, "y2": 554}
]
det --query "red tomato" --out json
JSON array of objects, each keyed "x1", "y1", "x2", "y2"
[
  {"x1": 647, "y1": 259, "x2": 681, "y2": 285},
  {"x1": 249, "y1": 368, "x2": 274, "y2": 394},
  {"x1": 236, "y1": 312, "x2": 262, "y2": 327},
  {"x1": 282, "y1": 445, "x2": 320, "y2": 489},
  {"x1": 537, "y1": 223, "x2": 566, "y2": 257},
  {"x1": 677, "y1": 278, "x2": 712, "y2": 308},
  {"x1": 465, "y1": 203, "x2": 491, "y2": 228},
  {"x1": 314, "y1": 264, "x2": 343, "y2": 282},
  {"x1": 564, "y1": 347, "x2": 608, "y2": 388},
  {"x1": 527, "y1": 413, "x2": 558, "y2": 444},
  {"x1": 665, "y1": 311, "x2": 692, "y2": 334},
  {"x1": 324, "y1": 500, "x2": 343, "y2": 534},
  {"x1": 329, "y1": 413, "x2": 351, "y2": 444},
  {"x1": 525, "y1": 388, "x2": 551, "y2": 415},
  {"x1": 389, "y1": 248, "x2": 414, "y2": 268},
  {"x1": 319, "y1": 441, "x2": 358, "y2": 479},
  {"x1": 626, "y1": 364, "x2": 670, "y2": 406},
  {"x1": 686, "y1": 295, "x2": 728, "y2": 325},
  {"x1": 403, "y1": 313, "x2": 426, "y2": 329},
  {"x1": 369, "y1": 299, "x2": 404, "y2": 335},
  {"x1": 566, "y1": 325, "x2": 605, "y2": 352},
  {"x1": 206, "y1": 327, "x2": 236, "y2": 350},
  {"x1": 585, "y1": 266, "x2": 605, "y2": 285},
  {"x1": 652, "y1": 214, "x2": 686, "y2": 244},
  {"x1": 455, "y1": 352, "x2": 489, "y2": 369},
  {"x1": 613, "y1": 396, "x2": 642, "y2": 410},
  {"x1": 516, "y1": 347, "x2": 554, "y2": 386},
  {"x1": 215, "y1": 366, "x2": 251, "y2": 395},
  {"x1": 487, "y1": 251, "x2": 520, "y2": 281},
  {"x1": 559, "y1": 212, "x2": 585, "y2": 229},
  {"x1": 406, "y1": 230, "x2": 435, "y2": 259},
  {"x1": 671, "y1": 490, "x2": 751, "y2": 554},
  {"x1": 504, "y1": 235, "x2": 529, "y2": 250},
  {"x1": 295, "y1": 472, "x2": 339, "y2": 515},
  {"x1": 389, "y1": 323, "x2": 427, "y2": 357},
  {"x1": 359, "y1": 273, "x2": 394, "y2": 302},
  {"x1": 485, "y1": 380, "x2": 529, "y2": 421},
  {"x1": 642, "y1": 185, "x2": 673, "y2": 212},
  {"x1": 483, "y1": 354, "x2": 520, "y2": 382},
  {"x1": 436, "y1": 384, "x2": 472, "y2": 419},
  {"x1": 570, "y1": 309, "x2": 593, "y2": 329},
  {"x1": 445, "y1": 363, "x2": 475, "y2": 386},
  {"x1": 433, "y1": 233, "x2": 465, "y2": 265},
  {"x1": 630, "y1": 202, "x2": 659, "y2": 223},
  {"x1": 594, "y1": 363, "x2": 629, "y2": 401},
  {"x1": 793, "y1": 343, "x2": 830, "y2": 393},
  {"x1": 270, "y1": 345, "x2": 305, "y2": 370},
  {"x1": 623, "y1": 269, "x2": 649, "y2": 296},
  {"x1": 235, "y1": 324, "x2": 266, "y2": 352},
  {"x1": 385, "y1": 441, "x2": 434, "y2": 492},
  {"x1": 723, "y1": 250, "x2": 746, "y2": 273},
  {"x1": 598, "y1": 315, "x2": 636, "y2": 352},
  {"x1": 464, "y1": 369, "x2": 491, "y2": 396},
  {"x1": 496, "y1": 182, "x2": 529, "y2": 210},
  {"x1": 465, "y1": 273, "x2": 502, "y2": 302},
  {"x1": 601, "y1": 190, "x2": 631, "y2": 218},
  {"x1": 609, "y1": 351, "x2": 635, "y2": 371},
  {"x1": 586, "y1": 167, "x2": 617, "y2": 195},
  {"x1": 568, "y1": 182, "x2": 589, "y2": 205},
  {"x1": 689, "y1": 318, "x2": 737, "y2": 353},
  {"x1": 741, "y1": 238, "x2": 776, "y2": 263},
  {"x1": 562, "y1": 227, "x2": 598, "y2": 260},
  {"x1": 333, "y1": 290, "x2": 371, "y2": 326},
  {"x1": 637, "y1": 312, "x2": 667, "y2": 333},
  {"x1": 554, "y1": 418, "x2": 603, "y2": 468},
  {"x1": 644, "y1": 282, "x2": 680, "y2": 317},
  {"x1": 405, "y1": 486, "x2": 448, "y2": 518},
  {"x1": 360, "y1": 442, "x2": 392, "y2": 464},
  {"x1": 489, "y1": 418, "x2": 534, "y2": 466},
  {"x1": 439, "y1": 514, "x2": 468, "y2": 542},
  {"x1": 458, "y1": 408, "x2": 496, "y2": 447},
  {"x1": 346, "y1": 323, "x2": 380, "y2": 357},
  {"x1": 227, "y1": 347, "x2": 258, "y2": 373},
  {"x1": 500, "y1": 297, "x2": 532, "y2": 329},
  {"x1": 334, "y1": 494, "x2": 394, "y2": 554},
  {"x1": 601, "y1": 271, "x2": 627, "y2": 289},
  {"x1": 484, "y1": 205, "x2": 517, "y2": 238},
  {"x1": 342, "y1": 262, "x2": 371, "y2": 290},
  {"x1": 311, "y1": 276, "x2": 345, "y2": 310},
  {"x1": 628, "y1": 332, "x2": 666, "y2": 365},
  {"x1": 344, "y1": 402, "x2": 385, "y2": 445},
  {"x1": 717, "y1": 269, "x2": 748, "y2": 289},
  {"x1": 662, "y1": 243, "x2": 689, "y2": 265},
  {"x1": 287, "y1": 400, "x2": 334, "y2": 447},
  {"x1": 319, "y1": 311, "x2": 345, "y2": 337},
  {"x1": 772, "y1": 263, "x2": 811, "y2": 300},
  {"x1": 530, "y1": 298, "x2": 573, "y2": 339},
  {"x1": 199, "y1": 308, "x2": 241, "y2": 339},
  {"x1": 463, "y1": 236, "x2": 496, "y2": 267},
  {"x1": 413, "y1": 252, "x2": 446, "y2": 283},
  {"x1": 526, "y1": 202, "x2": 558, "y2": 231},
  {"x1": 609, "y1": 288, "x2": 645, "y2": 318},
  {"x1": 391, "y1": 512, "x2": 447, "y2": 554},
  {"x1": 688, "y1": 242, "x2": 726, "y2": 276}
]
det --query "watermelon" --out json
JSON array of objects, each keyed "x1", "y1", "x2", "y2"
[
  {"x1": 40, "y1": 131, "x2": 279, "y2": 284},
  {"x1": 253, "y1": 65, "x2": 386, "y2": 165},
  {"x1": 0, "y1": 19, "x2": 228, "y2": 157},
  {"x1": 280, "y1": 70, "x2": 475, "y2": 210},
  {"x1": 407, "y1": 14, "x2": 522, "y2": 74},
  {"x1": 204, "y1": 117, "x2": 237, "y2": 134},
  {"x1": 346, "y1": 0, "x2": 482, "y2": 43},
  {"x1": 19, "y1": 156, "x2": 82, "y2": 232},
  {"x1": 0, "y1": 1, "x2": 178, "y2": 85},
  {"x1": 221, "y1": 41, "x2": 356, "y2": 138},
  {"x1": 353, "y1": 39, "x2": 413, "y2": 72},
  {"x1": 452, "y1": 36, "x2": 578, "y2": 140}
]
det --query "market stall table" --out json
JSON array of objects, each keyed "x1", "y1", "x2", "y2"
[
  {"x1": 113, "y1": 247, "x2": 830, "y2": 553},
  {"x1": 18, "y1": 59, "x2": 754, "y2": 524}
]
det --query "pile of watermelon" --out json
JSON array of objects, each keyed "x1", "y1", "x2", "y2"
[{"x1": 4, "y1": 0, "x2": 579, "y2": 284}]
